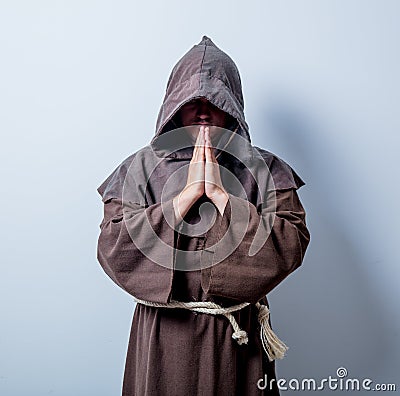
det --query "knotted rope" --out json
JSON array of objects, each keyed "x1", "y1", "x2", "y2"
[{"x1": 132, "y1": 297, "x2": 288, "y2": 362}]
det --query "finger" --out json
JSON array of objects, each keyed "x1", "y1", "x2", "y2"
[
  {"x1": 204, "y1": 126, "x2": 210, "y2": 146},
  {"x1": 193, "y1": 126, "x2": 203, "y2": 161},
  {"x1": 204, "y1": 127, "x2": 215, "y2": 163},
  {"x1": 199, "y1": 126, "x2": 205, "y2": 161},
  {"x1": 204, "y1": 127, "x2": 210, "y2": 160}
]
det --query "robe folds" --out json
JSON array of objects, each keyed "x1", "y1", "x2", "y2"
[{"x1": 96, "y1": 35, "x2": 311, "y2": 396}]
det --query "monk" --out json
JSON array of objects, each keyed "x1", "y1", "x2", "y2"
[{"x1": 96, "y1": 35, "x2": 311, "y2": 395}]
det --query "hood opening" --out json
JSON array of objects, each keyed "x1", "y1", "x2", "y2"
[
  {"x1": 151, "y1": 35, "x2": 253, "y2": 161},
  {"x1": 159, "y1": 96, "x2": 239, "y2": 137}
]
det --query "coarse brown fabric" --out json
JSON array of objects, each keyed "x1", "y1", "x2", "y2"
[{"x1": 96, "y1": 35, "x2": 311, "y2": 396}]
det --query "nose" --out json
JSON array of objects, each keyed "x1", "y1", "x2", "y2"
[{"x1": 196, "y1": 101, "x2": 211, "y2": 120}]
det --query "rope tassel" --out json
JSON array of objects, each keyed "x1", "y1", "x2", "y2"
[
  {"x1": 132, "y1": 297, "x2": 288, "y2": 361},
  {"x1": 255, "y1": 302, "x2": 289, "y2": 362}
]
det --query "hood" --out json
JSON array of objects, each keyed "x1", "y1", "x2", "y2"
[
  {"x1": 150, "y1": 35, "x2": 253, "y2": 161},
  {"x1": 96, "y1": 35, "x2": 306, "y2": 205}
]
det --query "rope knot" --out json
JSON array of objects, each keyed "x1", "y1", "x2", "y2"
[
  {"x1": 257, "y1": 304, "x2": 270, "y2": 322},
  {"x1": 232, "y1": 330, "x2": 248, "y2": 345}
]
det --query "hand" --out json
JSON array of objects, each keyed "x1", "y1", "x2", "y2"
[
  {"x1": 173, "y1": 126, "x2": 229, "y2": 223},
  {"x1": 172, "y1": 126, "x2": 206, "y2": 224},
  {"x1": 204, "y1": 127, "x2": 229, "y2": 215},
  {"x1": 185, "y1": 125, "x2": 206, "y2": 200}
]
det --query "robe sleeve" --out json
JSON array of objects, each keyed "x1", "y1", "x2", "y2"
[
  {"x1": 200, "y1": 186, "x2": 310, "y2": 304},
  {"x1": 96, "y1": 195, "x2": 177, "y2": 304}
]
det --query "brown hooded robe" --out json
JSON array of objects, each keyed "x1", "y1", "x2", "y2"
[{"x1": 96, "y1": 36, "x2": 311, "y2": 396}]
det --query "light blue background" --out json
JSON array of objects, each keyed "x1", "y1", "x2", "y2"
[{"x1": 1, "y1": 1, "x2": 398, "y2": 394}]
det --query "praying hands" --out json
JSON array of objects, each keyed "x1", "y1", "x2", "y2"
[{"x1": 172, "y1": 125, "x2": 229, "y2": 224}]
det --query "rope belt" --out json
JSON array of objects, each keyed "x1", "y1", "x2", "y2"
[{"x1": 132, "y1": 297, "x2": 288, "y2": 362}]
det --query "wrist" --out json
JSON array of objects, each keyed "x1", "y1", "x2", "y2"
[
  {"x1": 173, "y1": 187, "x2": 203, "y2": 225},
  {"x1": 210, "y1": 189, "x2": 228, "y2": 202},
  {"x1": 210, "y1": 190, "x2": 229, "y2": 215}
]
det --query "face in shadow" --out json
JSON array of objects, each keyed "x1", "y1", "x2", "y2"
[{"x1": 175, "y1": 97, "x2": 236, "y2": 145}]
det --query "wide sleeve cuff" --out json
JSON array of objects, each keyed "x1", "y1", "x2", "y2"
[
  {"x1": 97, "y1": 197, "x2": 177, "y2": 304},
  {"x1": 200, "y1": 189, "x2": 310, "y2": 304}
]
